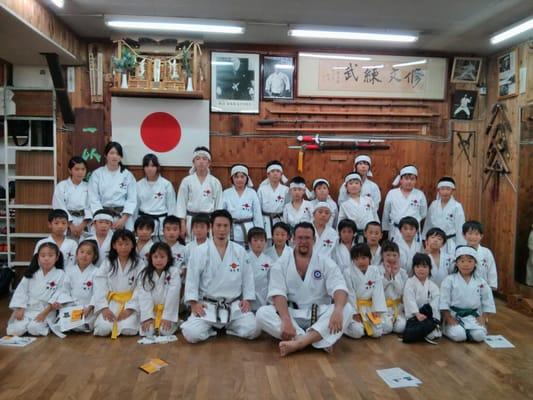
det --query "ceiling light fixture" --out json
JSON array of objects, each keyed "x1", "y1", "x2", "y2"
[
  {"x1": 105, "y1": 16, "x2": 244, "y2": 34},
  {"x1": 51, "y1": 0, "x2": 64, "y2": 8},
  {"x1": 490, "y1": 16, "x2": 533, "y2": 45},
  {"x1": 289, "y1": 29, "x2": 418, "y2": 43},
  {"x1": 392, "y1": 59, "x2": 427, "y2": 68},
  {"x1": 300, "y1": 53, "x2": 372, "y2": 61}
]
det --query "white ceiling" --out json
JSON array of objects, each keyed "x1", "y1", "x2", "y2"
[{"x1": 53, "y1": 0, "x2": 533, "y2": 54}]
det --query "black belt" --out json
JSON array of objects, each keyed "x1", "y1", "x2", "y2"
[
  {"x1": 139, "y1": 211, "x2": 168, "y2": 219},
  {"x1": 103, "y1": 206, "x2": 124, "y2": 217},
  {"x1": 186, "y1": 211, "x2": 209, "y2": 218},
  {"x1": 203, "y1": 296, "x2": 240, "y2": 324},
  {"x1": 446, "y1": 234, "x2": 456, "y2": 239},
  {"x1": 68, "y1": 210, "x2": 85, "y2": 218},
  {"x1": 262, "y1": 212, "x2": 282, "y2": 219},
  {"x1": 287, "y1": 301, "x2": 319, "y2": 325},
  {"x1": 232, "y1": 217, "x2": 254, "y2": 241}
]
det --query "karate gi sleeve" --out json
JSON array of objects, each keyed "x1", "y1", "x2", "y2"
[
  {"x1": 372, "y1": 183, "x2": 382, "y2": 212},
  {"x1": 454, "y1": 204, "x2": 466, "y2": 246},
  {"x1": 88, "y1": 169, "x2": 103, "y2": 214},
  {"x1": 9, "y1": 277, "x2": 30, "y2": 309},
  {"x1": 337, "y1": 202, "x2": 347, "y2": 228},
  {"x1": 240, "y1": 251, "x2": 256, "y2": 301},
  {"x1": 370, "y1": 198, "x2": 380, "y2": 223},
  {"x1": 50, "y1": 274, "x2": 76, "y2": 305},
  {"x1": 162, "y1": 268, "x2": 182, "y2": 322},
  {"x1": 165, "y1": 180, "x2": 177, "y2": 217},
  {"x1": 324, "y1": 258, "x2": 348, "y2": 298},
  {"x1": 212, "y1": 178, "x2": 223, "y2": 210},
  {"x1": 429, "y1": 284, "x2": 441, "y2": 320},
  {"x1": 480, "y1": 280, "x2": 496, "y2": 314},
  {"x1": 267, "y1": 259, "x2": 288, "y2": 302},
  {"x1": 372, "y1": 276, "x2": 388, "y2": 313},
  {"x1": 421, "y1": 202, "x2": 435, "y2": 237},
  {"x1": 93, "y1": 261, "x2": 111, "y2": 312},
  {"x1": 342, "y1": 270, "x2": 357, "y2": 310},
  {"x1": 251, "y1": 191, "x2": 263, "y2": 228},
  {"x1": 133, "y1": 280, "x2": 153, "y2": 322},
  {"x1": 122, "y1": 171, "x2": 138, "y2": 216},
  {"x1": 402, "y1": 280, "x2": 419, "y2": 318},
  {"x1": 419, "y1": 192, "x2": 428, "y2": 221},
  {"x1": 184, "y1": 247, "x2": 204, "y2": 303},
  {"x1": 382, "y1": 192, "x2": 392, "y2": 232},
  {"x1": 52, "y1": 182, "x2": 72, "y2": 222},
  {"x1": 282, "y1": 204, "x2": 289, "y2": 226},
  {"x1": 439, "y1": 275, "x2": 453, "y2": 311},
  {"x1": 175, "y1": 178, "x2": 189, "y2": 219},
  {"x1": 486, "y1": 250, "x2": 498, "y2": 290}
]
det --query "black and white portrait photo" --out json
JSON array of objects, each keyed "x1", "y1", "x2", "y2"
[
  {"x1": 262, "y1": 56, "x2": 294, "y2": 99},
  {"x1": 451, "y1": 90, "x2": 477, "y2": 120},
  {"x1": 451, "y1": 57, "x2": 482, "y2": 84},
  {"x1": 211, "y1": 52, "x2": 260, "y2": 113},
  {"x1": 498, "y1": 49, "x2": 518, "y2": 99}
]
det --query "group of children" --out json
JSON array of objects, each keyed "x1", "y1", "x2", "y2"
[{"x1": 6, "y1": 142, "x2": 498, "y2": 348}]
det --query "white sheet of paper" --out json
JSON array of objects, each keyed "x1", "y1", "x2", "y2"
[
  {"x1": 0, "y1": 336, "x2": 37, "y2": 347},
  {"x1": 58, "y1": 306, "x2": 86, "y2": 332},
  {"x1": 137, "y1": 335, "x2": 178, "y2": 345},
  {"x1": 377, "y1": 368, "x2": 422, "y2": 388},
  {"x1": 485, "y1": 335, "x2": 515, "y2": 348}
]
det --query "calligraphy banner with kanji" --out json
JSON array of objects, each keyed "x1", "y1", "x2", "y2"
[{"x1": 298, "y1": 52, "x2": 447, "y2": 99}]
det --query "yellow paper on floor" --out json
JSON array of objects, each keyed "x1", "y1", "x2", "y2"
[{"x1": 139, "y1": 358, "x2": 169, "y2": 374}]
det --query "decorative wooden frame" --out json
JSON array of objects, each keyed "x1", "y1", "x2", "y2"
[
  {"x1": 450, "y1": 89, "x2": 478, "y2": 120},
  {"x1": 498, "y1": 49, "x2": 519, "y2": 99},
  {"x1": 450, "y1": 57, "x2": 483, "y2": 84},
  {"x1": 297, "y1": 52, "x2": 447, "y2": 99},
  {"x1": 262, "y1": 55, "x2": 295, "y2": 100},
  {"x1": 210, "y1": 51, "x2": 260, "y2": 114}
]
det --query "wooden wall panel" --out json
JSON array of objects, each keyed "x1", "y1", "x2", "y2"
[
  {"x1": 12, "y1": 90, "x2": 53, "y2": 117},
  {"x1": 15, "y1": 182, "x2": 54, "y2": 205},
  {"x1": 15, "y1": 151, "x2": 53, "y2": 176},
  {"x1": 515, "y1": 145, "x2": 533, "y2": 283}
]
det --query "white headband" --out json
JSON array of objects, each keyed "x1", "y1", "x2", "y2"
[
  {"x1": 392, "y1": 166, "x2": 418, "y2": 186},
  {"x1": 312, "y1": 201, "x2": 332, "y2": 213},
  {"x1": 93, "y1": 213, "x2": 113, "y2": 222},
  {"x1": 354, "y1": 155, "x2": 373, "y2": 177},
  {"x1": 189, "y1": 150, "x2": 212, "y2": 174},
  {"x1": 455, "y1": 246, "x2": 478, "y2": 261},
  {"x1": 289, "y1": 182, "x2": 307, "y2": 190},
  {"x1": 231, "y1": 165, "x2": 253, "y2": 187},
  {"x1": 266, "y1": 164, "x2": 283, "y2": 174},
  {"x1": 437, "y1": 181, "x2": 456, "y2": 190},
  {"x1": 344, "y1": 173, "x2": 362, "y2": 185},
  {"x1": 313, "y1": 178, "x2": 330, "y2": 189}
]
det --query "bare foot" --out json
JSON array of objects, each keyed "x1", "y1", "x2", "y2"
[{"x1": 279, "y1": 339, "x2": 303, "y2": 356}]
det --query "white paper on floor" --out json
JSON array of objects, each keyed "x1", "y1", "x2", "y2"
[
  {"x1": 485, "y1": 335, "x2": 515, "y2": 348},
  {"x1": 0, "y1": 336, "x2": 37, "y2": 347},
  {"x1": 377, "y1": 367, "x2": 422, "y2": 389}
]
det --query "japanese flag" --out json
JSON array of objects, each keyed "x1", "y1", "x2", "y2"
[{"x1": 111, "y1": 97, "x2": 209, "y2": 166}]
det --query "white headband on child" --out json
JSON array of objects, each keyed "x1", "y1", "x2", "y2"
[
  {"x1": 455, "y1": 246, "x2": 478, "y2": 261},
  {"x1": 392, "y1": 165, "x2": 418, "y2": 186},
  {"x1": 437, "y1": 180, "x2": 456, "y2": 190},
  {"x1": 313, "y1": 178, "x2": 330, "y2": 189},
  {"x1": 354, "y1": 155, "x2": 373, "y2": 177},
  {"x1": 189, "y1": 150, "x2": 212, "y2": 174},
  {"x1": 93, "y1": 213, "x2": 113, "y2": 222},
  {"x1": 266, "y1": 164, "x2": 282, "y2": 174},
  {"x1": 344, "y1": 172, "x2": 362, "y2": 185},
  {"x1": 289, "y1": 182, "x2": 307, "y2": 190},
  {"x1": 312, "y1": 201, "x2": 332, "y2": 214},
  {"x1": 231, "y1": 165, "x2": 254, "y2": 187}
]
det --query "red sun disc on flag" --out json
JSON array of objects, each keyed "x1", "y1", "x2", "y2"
[{"x1": 140, "y1": 112, "x2": 181, "y2": 153}]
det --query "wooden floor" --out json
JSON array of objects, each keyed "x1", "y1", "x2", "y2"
[{"x1": 1, "y1": 298, "x2": 532, "y2": 400}]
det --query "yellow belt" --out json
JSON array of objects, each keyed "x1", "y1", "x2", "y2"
[
  {"x1": 386, "y1": 298, "x2": 402, "y2": 322},
  {"x1": 106, "y1": 291, "x2": 133, "y2": 339},
  {"x1": 356, "y1": 299, "x2": 381, "y2": 336},
  {"x1": 153, "y1": 304, "x2": 164, "y2": 330}
]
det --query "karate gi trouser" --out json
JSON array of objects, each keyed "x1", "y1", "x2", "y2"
[
  {"x1": 381, "y1": 299, "x2": 406, "y2": 334},
  {"x1": 93, "y1": 295, "x2": 139, "y2": 337},
  {"x1": 181, "y1": 305, "x2": 260, "y2": 343},
  {"x1": 140, "y1": 304, "x2": 178, "y2": 337},
  {"x1": 345, "y1": 299, "x2": 383, "y2": 339},
  {"x1": 7, "y1": 308, "x2": 54, "y2": 336},
  {"x1": 256, "y1": 303, "x2": 353, "y2": 349},
  {"x1": 443, "y1": 315, "x2": 487, "y2": 342}
]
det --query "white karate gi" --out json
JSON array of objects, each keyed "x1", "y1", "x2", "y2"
[
  {"x1": 247, "y1": 251, "x2": 274, "y2": 312},
  {"x1": 181, "y1": 240, "x2": 258, "y2": 343},
  {"x1": 257, "y1": 182, "x2": 288, "y2": 239},
  {"x1": 403, "y1": 276, "x2": 440, "y2": 320},
  {"x1": 256, "y1": 251, "x2": 352, "y2": 350},
  {"x1": 168, "y1": 241, "x2": 186, "y2": 272},
  {"x1": 370, "y1": 245, "x2": 382, "y2": 266},
  {"x1": 311, "y1": 197, "x2": 339, "y2": 228},
  {"x1": 474, "y1": 246, "x2": 498, "y2": 290},
  {"x1": 282, "y1": 200, "x2": 313, "y2": 230},
  {"x1": 88, "y1": 166, "x2": 137, "y2": 231},
  {"x1": 343, "y1": 264, "x2": 387, "y2": 338},
  {"x1": 428, "y1": 251, "x2": 454, "y2": 287},
  {"x1": 175, "y1": 174, "x2": 222, "y2": 240},
  {"x1": 134, "y1": 266, "x2": 181, "y2": 337},
  {"x1": 440, "y1": 273, "x2": 495, "y2": 342},
  {"x1": 264, "y1": 244, "x2": 292, "y2": 263},
  {"x1": 93, "y1": 257, "x2": 144, "y2": 337},
  {"x1": 338, "y1": 178, "x2": 381, "y2": 212},
  {"x1": 331, "y1": 243, "x2": 352, "y2": 274},
  {"x1": 138, "y1": 239, "x2": 154, "y2": 263},
  {"x1": 84, "y1": 232, "x2": 112, "y2": 267},
  {"x1": 59, "y1": 263, "x2": 98, "y2": 332},
  {"x1": 313, "y1": 225, "x2": 338, "y2": 258},
  {"x1": 7, "y1": 268, "x2": 66, "y2": 336},
  {"x1": 222, "y1": 187, "x2": 263, "y2": 244},
  {"x1": 136, "y1": 176, "x2": 176, "y2": 235},
  {"x1": 338, "y1": 196, "x2": 379, "y2": 233},
  {"x1": 382, "y1": 188, "x2": 427, "y2": 241},
  {"x1": 52, "y1": 178, "x2": 92, "y2": 226},
  {"x1": 422, "y1": 197, "x2": 466, "y2": 253},
  {"x1": 379, "y1": 267, "x2": 408, "y2": 334},
  {"x1": 395, "y1": 236, "x2": 422, "y2": 275},
  {"x1": 34, "y1": 236, "x2": 77, "y2": 268}
]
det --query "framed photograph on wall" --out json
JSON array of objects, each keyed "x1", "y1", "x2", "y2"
[
  {"x1": 211, "y1": 51, "x2": 260, "y2": 113},
  {"x1": 498, "y1": 49, "x2": 518, "y2": 99},
  {"x1": 450, "y1": 57, "x2": 482, "y2": 84},
  {"x1": 451, "y1": 90, "x2": 478, "y2": 120},
  {"x1": 262, "y1": 56, "x2": 294, "y2": 100}
]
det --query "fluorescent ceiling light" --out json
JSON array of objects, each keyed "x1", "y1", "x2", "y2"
[
  {"x1": 51, "y1": 0, "x2": 64, "y2": 7},
  {"x1": 106, "y1": 17, "x2": 244, "y2": 34},
  {"x1": 289, "y1": 29, "x2": 418, "y2": 43},
  {"x1": 393, "y1": 59, "x2": 427, "y2": 68},
  {"x1": 490, "y1": 17, "x2": 533, "y2": 44},
  {"x1": 362, "y1": 64, "x2": 384, "y2": 69},
  {"x1": 300, "y1": 52, "x2": 372, "y2": 61}
]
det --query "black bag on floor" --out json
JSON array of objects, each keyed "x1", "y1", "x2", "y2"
[
  {"x1": 0, "y1": 267, "x2": 14, "y2": 296},
  {"x1": 403, "y1": 303, "x2": 438, "y2": 343}
]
